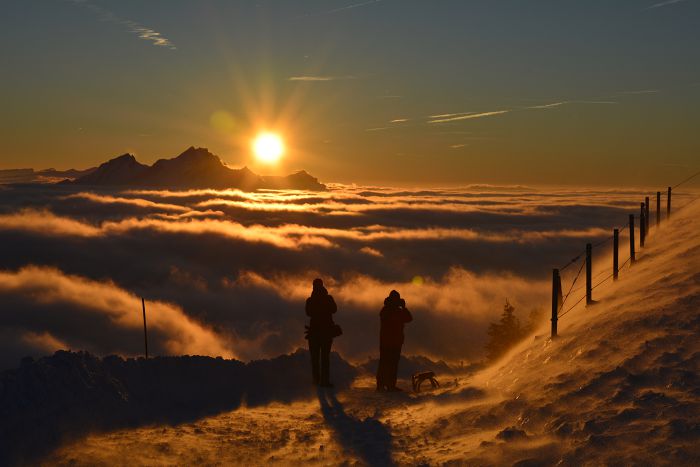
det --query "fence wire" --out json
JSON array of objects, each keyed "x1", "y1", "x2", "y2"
[
  {"x1": 559, "y1": 258, "x2": 585, "y2": 313},
  {"x1": 673, "y1": 169, "x2": 700, "y2": 189},
  {"x1": 553, "y1": 171, "x2": 698, "y2": 326}
]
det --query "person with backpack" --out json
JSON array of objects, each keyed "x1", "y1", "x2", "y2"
[{"x1": 305, "y1": 278, "x2": 340, "y2": 388}]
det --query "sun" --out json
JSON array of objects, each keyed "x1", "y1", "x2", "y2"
[{"x1": 252, "y1": 132, "x2": 285, "y2": 164}]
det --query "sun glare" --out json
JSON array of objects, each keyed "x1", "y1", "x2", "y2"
[{"x1": 252, "y1": 132, "x2": 285, "y2": 164}]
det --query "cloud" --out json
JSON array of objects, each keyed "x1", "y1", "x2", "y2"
[
  {"x1": 528, "y1": 102, "x2": 569, "y2": 110},
  {"x1": 0, "y1": 265, "x2": 232, "y2": 365},
  {"x1": 390, "y1": 118, "x2": 410, "y2": 123},
  {"x1": 424, "y1": 100, "x2": 618, "y2": 125},
  {"x1": 0, "y1": 184, "x2": 656, "y2": 368},
  {"x1": 0, "y1": 209, "x2": 101, "y2": 237},
  {"x1": 527, "y1": 101, "x2": 617, "y2": 110},
  {"x1": 232, "y1": 267, "x2": 550, "y2": 359},
  {"x1": 0, "y1": 207, "x2": 613, "y2": 247},
  {"x1": 620, "y1": 90, "x2": 660, "y2": 95},
  {"x1": 428, "y1": 110, "x2": 511, "y2": 124},
  {"x1": 64, "y1": 192, "x2": 190, "y2": 212},
  {"x1": 288, "y1": 75, "x2": 357, "y2": 81},
  {"x1": 365, "y1": 126, "x2": 392, "y2": 132},
  {"x1": 71, "y1": 0, "x2": 176, "y2": 50},
  {"x1": 296, "y1": 0, "x2": 382, "y2": 18},
  {"x1": 646, "y1": 0, "x2": 688, "y2": 9}
]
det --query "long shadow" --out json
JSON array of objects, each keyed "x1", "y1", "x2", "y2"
[
  {"x1": 318, "y1": 388, "x2": 395, "y2": 467},
  {"x1": 0, "y1": 350, "x2": 358, "y2": 466}
]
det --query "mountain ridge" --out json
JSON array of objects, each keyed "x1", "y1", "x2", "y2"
[{"x1": 69, "y1": 146, "x2": 326, "y2": 191}]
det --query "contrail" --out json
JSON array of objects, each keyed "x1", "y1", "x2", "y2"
[
  {"x1": 68, "y1": 0, "x2": 176, "y2": 50},
  {"x1": 646, "y1": 0, "x2": 688, "y2": 10},
  {"x1": 296, "y1": 0, "x2": 382, "y2": 19}
]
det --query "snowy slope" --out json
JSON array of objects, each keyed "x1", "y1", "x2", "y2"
[{"x1": 43, "y1": 199, "x2": 700, "y2": 466}]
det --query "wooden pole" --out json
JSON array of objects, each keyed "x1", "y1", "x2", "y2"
[
  {"x1": 656, "y1": 191, "x2": 661, "y2": 228},
  {"x1": 613, "y1": 228, "x2": 619, "y2": 281},
  {"x1": 629, "y1": 214, "x2": 636, "y2": 263},
  {"x1": 586, "y1": 243, "x2": 592, "y2": 305},
  {"x1": 645, "y1": 196, "x2": 650, "y2": 233},
  {"x1": 667, "y1": 186, "x2": 672, "y2": 220},
  {"x1": 640, "y1": 203, "x2": 646, "y2": 248},
  {"x1": 142, "y1": 297, "x2": 149, "y2": 359},
  {"x1": 551, "y1": 269, "x2": 560, "y2": 338}
]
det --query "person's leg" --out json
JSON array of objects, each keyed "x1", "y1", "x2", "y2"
[
  {"x1": 320, "y1": 338, "x2": 332, "y2": 385},
  {"x1": 309, "y1": 338, "x2": 320, "y2": 385},
  {"x1": 376, "y1": 347, "x2": 386, "y2": 390},
  {"x1": 388, "y1": 347, "x2": 401, "y2": 389}
]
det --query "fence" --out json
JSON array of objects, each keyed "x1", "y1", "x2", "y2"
[{"x1": 550, "y1": 171, "x2": 700, "y2": 338}]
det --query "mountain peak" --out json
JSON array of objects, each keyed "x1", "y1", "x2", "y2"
[
  {"x1": 109, "y1": 153, "x2": 137, "y2": 164},
  {"x1": 174, "y1": 146, "x2": 220, "y2": 163},
  {"x1": 73, "y1": 153, "x2": 148, "y2": 186},
  {"x1": 72, "y1": 146, "x2": 326, "y2": 191}
]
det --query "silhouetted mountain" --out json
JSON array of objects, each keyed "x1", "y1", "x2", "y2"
[
  {"x1": 72, "y1": 153, "x2": 149, "y2": 185},
  {"x1": 262, "y1": 170, "x2": 329, "y2": 191},
  {"x1": 70, "y1": 146, "x2": 326, "y2": 191}
]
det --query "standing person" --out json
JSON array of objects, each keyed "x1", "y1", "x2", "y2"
[
  {"x1": 306, "y1": 278, "x2": 338, "y2": 388},
  {"x1": 376, "y1": 290, "x2": 413, "y2": 392}
]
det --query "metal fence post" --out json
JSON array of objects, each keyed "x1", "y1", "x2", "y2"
[
  {"x1": 142, "y1": 298, "x2": 149, "y2": 359},
  {"x1": 551, "y1": 269, "x2": 561, "y2": 338},
  {"x1": 640, "y1": 203, "x2": 646, "y2": 247},
  {"x1": 629, "y1": 214, "x2": 636, "y2": 263},
  {"x1": 613, "y1": 228, "x2": 619, "y2": 280},
  {"x1": 586, "y1": 243, "x2": 592, "y2": 305},
  {"x1": 645, "y1": 196, "x2": 650, "y2": 233}
]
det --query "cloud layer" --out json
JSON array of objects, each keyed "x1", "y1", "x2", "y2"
[{"x1": 0, "y1": 183, "x2": 671, "y2": 369}]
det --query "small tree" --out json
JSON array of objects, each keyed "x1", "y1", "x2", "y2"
[
  {"x1": 485, "y1": 299, "x2": 524, "y2": 361},
  {"x1": 523, "y1": 307, "x2": 546, "y2": 334}
]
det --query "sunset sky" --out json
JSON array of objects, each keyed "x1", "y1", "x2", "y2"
[{"x1": 2, "y1": 0, "x2": 699, "y2": 185}]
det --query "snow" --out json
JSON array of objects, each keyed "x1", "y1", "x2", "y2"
[{"x1": 7, "y1": 200, "x2": 700, "y2": 465}]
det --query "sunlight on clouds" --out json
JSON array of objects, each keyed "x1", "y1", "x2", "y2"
[{"x1": 0, "y1": 266, "x2": 231, "y2": 357}]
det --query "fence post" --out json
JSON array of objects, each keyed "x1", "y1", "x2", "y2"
[
  {"x1": 656, "y1": 191, "x2": 661, "y2": 228},
  {"x1": 551, "y1": 269, "x2": 561, "y2": 338},
  {"x1": 613, "y1": 228, "x2": 619, "y2": 280},
  {"x1": 586, "y1": 243, "x2": 592, "y2": 305},
  {"x1": 142, "y1": 297, "x2": 149, "y2": 359},
  {"x1": 645, "y1": 196, "x2": 650, "y2": 233},
  {"x1": 667, "y1": 186, "x2": 672, "y2": 220},
  {"x1": 629, "y1": 214, "x2": 636, "y2": 263},
  {"x1": 640, "y1": 203, "x2": 646, "y2": 247}
]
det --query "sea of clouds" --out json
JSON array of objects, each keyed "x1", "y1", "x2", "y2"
[{"x1": 0, "y1": 183, "x2": 658, "y2": 370}]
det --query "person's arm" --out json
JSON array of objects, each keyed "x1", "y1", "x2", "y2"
[
  {"x1": 305, "y1": 298, "x2": 313, "y2": 317},
  {"x1": 328, "y1": 295, "x2": 338, "y2": 314},
  {"x1": 402, "y1": 307, "x2": 413, "y2": 323}
]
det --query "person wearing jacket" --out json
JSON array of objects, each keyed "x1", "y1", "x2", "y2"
[
  {"x1": 376, "y1": 290, "x2": 413, "y2": 392},
  {"x1": 305, "y1": 278, "x2": 337, "y2": 387}
]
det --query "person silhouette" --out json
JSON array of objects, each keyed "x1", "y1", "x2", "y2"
[
  {"x1": 376, "y1": 290, "x2": 412, "y2": 392},
  {"x1": 306, "y1": 278, "x2": 338, "y2": 388}
]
